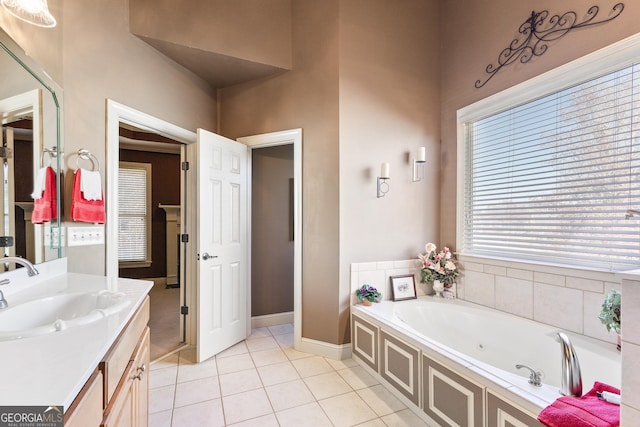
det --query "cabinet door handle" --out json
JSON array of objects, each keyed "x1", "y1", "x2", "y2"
[
  {"x1": 138, "y1": 364, "x2": 146, "y2": 372},
  {"x1": 133, "y1": 371, "x2": 144, "y2": 381}
]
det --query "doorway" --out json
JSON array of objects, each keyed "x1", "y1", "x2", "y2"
[{"x1": 117, "y1": 125, "x2": 184, "y2": 361}]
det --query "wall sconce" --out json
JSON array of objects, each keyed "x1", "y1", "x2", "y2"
[
  {"x1": 412, "y1": 147, "x2": 426, "y2": 182},
  {"x1": 377, "y1": 162, "x2": 390, "y2": 198},
  {"x1": 1, "y1": 0, "x2": 56, "y2": 27}
]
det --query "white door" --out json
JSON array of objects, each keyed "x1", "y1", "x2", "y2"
[{"x1": 194, "y1": 128, "x2": 248, "y2": 362}]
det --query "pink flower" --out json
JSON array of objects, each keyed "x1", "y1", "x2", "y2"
[{"x1": 443, "y1": 247, "x2": 450, "y2": 253}]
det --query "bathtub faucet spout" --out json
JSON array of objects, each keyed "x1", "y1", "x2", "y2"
[
  {"x1": 557, "y1": 332, "x2": 582, "y2": 397},
  {"x1": 516, "y1": 364, "x2": 543, "y2": 387}
]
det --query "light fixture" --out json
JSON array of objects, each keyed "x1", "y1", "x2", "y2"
[
  {"x1": 377, "y1": 162, "x2": 390, "y2": 198},
  {"x1": 412, "y1": 147, "x2": 426, "y2": 182},
  {"x1": 1, "y1": 0, "x2": 56, "y2": 28}
]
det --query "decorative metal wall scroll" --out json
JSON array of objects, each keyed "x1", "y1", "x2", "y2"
[{"x1": 475, "y1": 3, "x2": 624, "y2": 89}]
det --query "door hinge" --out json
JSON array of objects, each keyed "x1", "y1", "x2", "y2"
[
  {"x1": 181, "y1": 306, "x2": 189, "y2": 315},
  {"x1": 181, "y1": 161, "x2": 190, "y2": 171},
  {"x1": 0, "y1": 147, "x2": 12, "y2": 159},
  {"x1": 181, "y1": 234, "x2": 189, "y2": 243}
]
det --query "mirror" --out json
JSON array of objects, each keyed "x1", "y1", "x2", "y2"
[{"x1": 0, "y1": 27, "x2": 62, "y2": 265}]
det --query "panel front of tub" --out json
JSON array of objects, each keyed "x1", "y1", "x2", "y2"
[
  {"x1": 487, "y1": 390, "x2": 543, "y2": 427},
  {"x1": 352, "y1": 315, "x2": 379, "y2": 372},
  {"x1": 422, "y1": 353, "x2": 484, "y2": 427},
  {"x1": 380, "y1": 330, "x2": 420, "y2": 406}
]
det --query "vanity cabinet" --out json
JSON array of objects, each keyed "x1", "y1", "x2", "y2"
[
  {"x1": 487, "y1": 390, "x2": 543, "y2": 427},
  {"x1": 63, "y1": 296, "x2": 150, "y2": 427}
]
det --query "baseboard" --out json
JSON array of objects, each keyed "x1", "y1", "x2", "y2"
[
  {"x1": 251, "y1": 311, "x2": 294, "y2": 328},
  {"x1": 297, "y1": 337, "x2": 352, "y2": 361}
]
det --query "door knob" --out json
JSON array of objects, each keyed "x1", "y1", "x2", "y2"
[{"x1": 202, "y1": 252, "x2": 218, "y2": 260}]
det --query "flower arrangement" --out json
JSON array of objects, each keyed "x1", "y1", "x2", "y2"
[
  {"x1": 356, "y1": 284, "x2": 381, "y2": 303},
  {"x1": 598, "y1": 289, "x2": 621, "y2": 334},
  {"x1": 418, "y1": 243, "x2": 459, "y2": 285}
]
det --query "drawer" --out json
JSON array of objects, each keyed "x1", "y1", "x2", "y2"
[{"x1": 100, "y1": 296, "x2": 149, "y2": 406}]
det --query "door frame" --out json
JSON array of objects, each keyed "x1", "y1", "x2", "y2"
[
  {"x1": 105, "y1": 100, "x2": 197, "y2": 344},
  {"x1": 237, "y1": 129, "x2": 302, "y2": 349}
]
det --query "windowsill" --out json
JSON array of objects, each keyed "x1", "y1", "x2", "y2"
[{"x1": 118, "y1": 261, "x2": 152, "y2": 269}]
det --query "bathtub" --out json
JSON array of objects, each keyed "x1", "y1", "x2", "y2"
[{"x1": 351, "y1": 297, "x2": 621, "y2": 425}]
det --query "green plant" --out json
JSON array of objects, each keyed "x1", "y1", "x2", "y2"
[
  {"x1": 418, "y1": 243, "x2": 459, "y2": 284},
  {"x1": 356, "y1": 284, "x2": 381, "y2": 302},
  {"x1": 598, "y1": 289, "x2": 621, "y2": 334}
]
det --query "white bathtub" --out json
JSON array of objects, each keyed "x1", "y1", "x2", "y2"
[{"x1": 352, "y1": 296, "x2": 621, "y2": 410}]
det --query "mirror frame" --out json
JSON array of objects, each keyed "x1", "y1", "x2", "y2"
[{"x1": 0, "y1": 30, "x2": 62, "y2": 259}]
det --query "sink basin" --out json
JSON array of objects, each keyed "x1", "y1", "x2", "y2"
[{"x1": 0, "y1": 290, "x2": 130, "y2": 341}]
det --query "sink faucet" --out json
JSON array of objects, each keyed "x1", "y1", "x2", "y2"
[
  {"x1": 557, "y1": 332, "x2": 582, "y2": 396},
  {"x1": 0, "y1": 256, "x2": 39, "y2": 277}
]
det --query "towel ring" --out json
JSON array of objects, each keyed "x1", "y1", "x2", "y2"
[
  {"x1": 76, "y1": 148, "x2": 100, "y2": 172},
  {"x1": 40, "y1": 146, "x2": 59, "y2": 168}
]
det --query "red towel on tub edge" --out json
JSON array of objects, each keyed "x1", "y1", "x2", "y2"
[
  {"x1": 71, "y1": 168, "x2": 105, "y2": 224},
  {"x1": 537, "y1": 382, "x2": 620, "y2": 427}
]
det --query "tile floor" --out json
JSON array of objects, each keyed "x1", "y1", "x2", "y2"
[{"x1": 149, "y1": 324, "x2": 431, "y2": 426}]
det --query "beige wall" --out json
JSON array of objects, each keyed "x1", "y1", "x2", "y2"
[
  {"x1": 220, "y1": 0, "x2": 440, "y2": 345},
  {"x1": 439, "y1": 0, "x2": 640, "y2": 247},
  {"x1": 220, "y1": 0, "x2": 341, "y2": 344},
  {"x1": 130, "y1": 0, "x2": 292, "y2": 70},
  {"x1": 338, "y1": 0, "x2": 440, "y2": 343}
]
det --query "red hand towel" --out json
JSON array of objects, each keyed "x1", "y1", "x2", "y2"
[
  {"x1": 71, "y1": 168, "x2": 105, "y2": 224},
  {"x1": 538, "y1": 382, "x2": 620, "y2": 427},
  {"x1": 32, "y1": 166, "x2": 57, "y2": 224}
]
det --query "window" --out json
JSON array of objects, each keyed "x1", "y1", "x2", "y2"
[
  {"x1": 118, "y1": 162, "x2": 151, "y2": 266},
  {"x1": 458, "y1": 38, "x2": 640, "y2": 271}
]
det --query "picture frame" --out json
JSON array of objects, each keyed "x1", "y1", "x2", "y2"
[{"x1": 390, "y1": 274, "x2": 417, "y2": 301}]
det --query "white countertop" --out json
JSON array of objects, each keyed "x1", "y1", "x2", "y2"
[{"x1": 0, "y1": 263, "x2": 151, "y2": 411}]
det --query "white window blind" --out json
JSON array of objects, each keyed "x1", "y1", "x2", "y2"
[
  {"x1": 118, "y1": 162, "x2": 151, "y2": 263},
  {"x1": 462, "y1": 63, "x2": 640, "y2": 270}
]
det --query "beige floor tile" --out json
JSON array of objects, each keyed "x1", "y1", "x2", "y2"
[
  {"x1": 356, "y1": 384, "x2": 406, "y2": 417},
  {"x1": 282, "y1": 346, "x2": 313, "y2": 360},
  {"x1": 265, "y1": 379, "x2": 315, "y2": 411},
  {"x1": 318, "y1": 391, "x2": 378, "y2": 427},
  {"x1": 247, "y1": 327, "x2": 271, "y2": 340},
  {"x1": 303, "y1": 371, "x2": 352, "y2": 400},
  {"x1": 174, "y1": 376, "x2": 221, "y2": 408},
  {"x1": 337, "y1": 365, "x2": 379, "y2": 390},
  {"x1": 222, "y1": 388, "x2": 273, "y2": 425},
  {"x1": 275, "y1": 402, "x2": 333, "y2": 427},
  {"x1": 150, "y1": 365, "x2": 178, "y2": 389},
  {"x1": 257, "y1": 361, "x2": 301, "y2": 386},
  {"x1": 172, "y1": 399, "x2": 225, "y2": 427},
  {"x1": 216, "y1": 353, "x2": 255, "y2": 375},
  {"x1": 149, "y1": 384, "x2": 175, "y2": 414},
  {"x1": 380, "y1": 408, "x2": 431, "y2": 426},
  {"x1": 250, "y1": 348, "x2": 288, "y2": 367},
  {"x1": 354, "y1": 419, "x2": 387, "y2": 427},
  {"x1": 268, "y1": 324, "x2": 293, "y2": 336},
  {"x1": 177, "y1": 356, "x2": 217, "y2": 383},
  {"x1": 325, "y1": 357, "x2": 359, "y2": 371},
  {"x1": 148, "y1": 409, "x2": 172, "y2": 427},
  {"x1": 150, "y1": 353, "x2": 180, "y2": 371},
  {"x1": 227, "y1": 413, "x2": 280, "y2": 427},
  {"x1": 219, "y1": 369, "x2": 263, "y2": 396},
  {"x1": 291, "y1": 356, "x2": 334, "y2": 377},
  {"x1": 275, "y1": 334, "x2": 294, "y2": 349},
  {"x1": 246, "y1": 336, "x2": 280, "y2": 352},
  {"x1": 217, "y1": 341, "x2": 249, "y2": 359}
]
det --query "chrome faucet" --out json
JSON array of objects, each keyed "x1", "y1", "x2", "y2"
[
  {"x1": 516, "y1": 364, "x2": 543, "y2": 387},
  {"x1": 557, "y1": 332, "x2": 582, "y2": 396},
  {"x1": 0, "y1": 256, "x2": 39, "y2": 277}
]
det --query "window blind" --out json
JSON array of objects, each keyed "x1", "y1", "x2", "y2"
[
  {"x1": 463, "y1": 63, "x2": 640, "y2": 270},
  {"x1": 118, "y1": 165, "x2": 150, "y2": 262}
]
